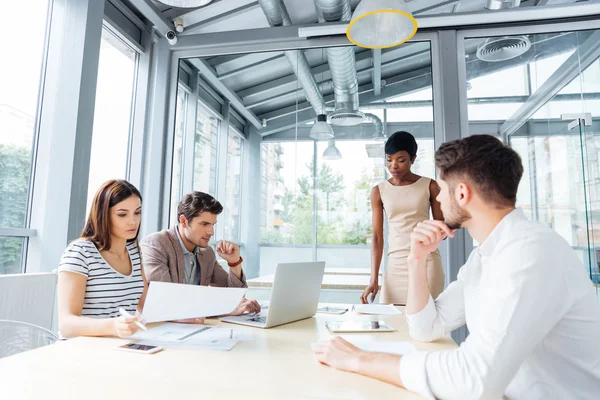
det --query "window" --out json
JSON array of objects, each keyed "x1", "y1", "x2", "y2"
[
  {"x1": 170, "y1": 87, "x2": 187, "y2": 226},
  {"x1": 87, "y1": 27, "x2": 138, "y2": 211},
  {"x1": 193, "y1": 104, "x2": 218, "y2": 195},
  {"x1": 465, "y1": 29, "x2": 600, "y2": 286},
  {"x1": 260, "y1": 142, "x2": 314, "y2": 246},
  {"x1": 223, "y1": 127, "x2": 244, "y2": 242},
  {"x1": 0, "y1": 0, "x2": 51, "y2": 274}
]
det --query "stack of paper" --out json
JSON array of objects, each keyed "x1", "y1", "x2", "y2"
[{"x1": 131, "y1": 323, "x2": 254, "y2": 351}]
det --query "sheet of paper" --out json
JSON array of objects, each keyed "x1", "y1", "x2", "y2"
[
  {"x1": 138, "y1": 339, "x2": 238, "y2": 351},
  {"x1": 198, "y1": 327, "x2": 254, "y2": 341},
  {"x1": 130, "y1": 323, "x2": 214, "y2": 343},
  {"x1": 353, "y1": 304, "x2": 403, "y2": 315},
  {"x1": 142, "y1": 282, "x2": 247, "y2": 323}
]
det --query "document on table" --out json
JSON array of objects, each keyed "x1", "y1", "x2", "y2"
[
  {"x1": 353, "y1": 304, "x2": 403, "y2": 315},
  {"x1": 130, "y1": 323, "x2": 214, "y2": 343},
  {"x1": 142, "y1": 282, "x2": 247, "y2": 323},
  {"x1": 138, "y1": 338, "x2": 238, "y2": 351}
]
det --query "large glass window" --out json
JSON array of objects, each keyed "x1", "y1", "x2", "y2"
[
  {"x1": 87, "y1": 28, "x2": 138, "y2": 211},
  {"x1": 464, "y1": 29, "x2": 600, "y2": 289},
  {"x1": 0, "y1": 0, "x2": 51, "y2": 274},
  {"x1": 223, "y1": 127, "x2": 244, "y2": 243},
  {"x1": 193, "y1": 104, "x2": 218, "y2": 195}
]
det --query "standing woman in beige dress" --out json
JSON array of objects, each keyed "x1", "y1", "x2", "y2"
[{"x1": 361, "y1": 131, "x2": 445, "y2": 305}]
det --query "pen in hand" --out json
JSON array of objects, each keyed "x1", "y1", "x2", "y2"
[{"x1": 119, "y1": 308, "x2": 147, "y2": 331}]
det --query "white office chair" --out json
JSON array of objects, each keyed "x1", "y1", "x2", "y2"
[
  {"x1": 0, "y1": 320, "x2": 58, "y2": 359},
  {"x1": 0, "y1": 272, "x2": 58, "y2": 330}
]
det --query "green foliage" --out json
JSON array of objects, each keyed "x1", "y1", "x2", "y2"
[
  {"x1": 261, "y1": 160, "x2": 374, "y2": 246},
  {"x1": 0, "y1": 144, "x2": 30, "y2": 273}
]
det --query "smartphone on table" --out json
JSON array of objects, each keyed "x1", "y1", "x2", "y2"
[{"x1": 116, "y1": 342, "x2": 163, "y2": 354}]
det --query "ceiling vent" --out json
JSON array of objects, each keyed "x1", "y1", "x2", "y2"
[
  {"x1": 476, "y1": 36, "x2": 531, "y2": 62},
  {"x1": 329, "y1": 110, "x2": 365, "y2": 126}
]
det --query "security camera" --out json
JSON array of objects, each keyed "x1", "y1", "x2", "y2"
[{"x1": 165, "y1": 30, "x2": 177, "y2": 45}]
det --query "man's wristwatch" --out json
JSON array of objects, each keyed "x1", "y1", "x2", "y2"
[{"x1": 228, "y1": 256, "x2": 243, "y2": 267}]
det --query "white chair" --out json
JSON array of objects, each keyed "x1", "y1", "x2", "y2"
[
  {"x1": 0, "y1": 272, "x2": 58, "y2": 330},
  {"x1": 0, "y1": 320, "x2": 58, "y2": 359}
]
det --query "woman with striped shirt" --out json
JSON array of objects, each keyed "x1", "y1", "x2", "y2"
[{"x1": 57, "y1": 180, "x2": 148, "y2": 338}]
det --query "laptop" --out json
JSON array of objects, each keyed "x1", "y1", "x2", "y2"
[{"x1": 220, "y1": 262, "x2": 325, "y2": 329}]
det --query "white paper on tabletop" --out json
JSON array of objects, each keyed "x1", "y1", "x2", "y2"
[
  {"x1": 353, "y1": 304, "x2": 403, "y2": 315},
  {"x1": 130, "y1": 323, "x2": 214, "y2": 342},
  {"x1": 142, "y1": 282, "x2": 247, "y2": 323},
  {"x1": 138, "y1": 339, "x2": 238, "y2": 351}
]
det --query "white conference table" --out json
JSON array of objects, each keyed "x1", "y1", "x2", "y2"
[{"x1": 0, "y1": 306, "x2": 456, "y2": 399}]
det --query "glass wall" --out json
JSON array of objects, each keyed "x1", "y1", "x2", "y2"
[
  {"x1": 464, "y1": 28, "x2": 600, "y2": 291},
  {"x1": 88, "y1": 28, "x2": 138, "y2": 211},
  {"x1": 0, "y1": 0, "x2": 51, "y2": 274}
]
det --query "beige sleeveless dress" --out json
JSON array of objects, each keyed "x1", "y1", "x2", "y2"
[{"x1": 377, "y1": 177, "x2": 444, "y2": 305}]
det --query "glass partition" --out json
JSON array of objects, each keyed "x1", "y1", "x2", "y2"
[{"x1": 464, "y1": 28, "x2": 600, "y2": 295}]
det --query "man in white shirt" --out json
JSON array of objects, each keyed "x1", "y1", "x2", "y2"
[{"x1": 313, "y1": 134, "x2": 600, "y2": 399}]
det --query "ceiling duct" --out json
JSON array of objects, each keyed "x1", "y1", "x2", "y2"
[
  {"x1": 476, "y1": 36, "x2": 531, "y2": 62},
  {"x1": 314, "y1": 0, "x2": 365, "y2": 126},
  {"x1": 258, "y1": 0, "x2": 327, "y2": 116},
  {"x1": 485, "y1": 0, "x2": 521, "y2": 10},
  {"x1": 157, "y1": 0, "x2": 213, "y2": 7}
]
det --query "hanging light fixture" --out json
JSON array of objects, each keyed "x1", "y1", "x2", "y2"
[
  {"x1": 346, "y1": 0, "x2": 418, "y2": 49},
  {"x1": 157, "y1": 0, "x2": 213, "y2": 7},
  {"x1": 309, "y1": 114, "x2": 334, "y2": 140},
  {"x1": 323, "y1": 140, "x2": 342, "y2": 160}
]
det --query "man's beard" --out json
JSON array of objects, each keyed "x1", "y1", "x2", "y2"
[{"x1": 445, "y1": 198, "x2": 471, "y2": 230}]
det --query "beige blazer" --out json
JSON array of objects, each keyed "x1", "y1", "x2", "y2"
[{"x1": 139, "y1": 226, "x2": 247, "y2": 288}]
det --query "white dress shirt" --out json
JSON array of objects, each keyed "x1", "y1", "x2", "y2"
[{"x1": 400, "y1": 209, "x2": 600, "y2": 400}]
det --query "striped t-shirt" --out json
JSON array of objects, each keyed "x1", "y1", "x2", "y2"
[{"x1": 58, "y1": 239, "x2": 144, "y2": 318}]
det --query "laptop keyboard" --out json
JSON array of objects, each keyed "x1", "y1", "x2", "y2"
[{"x1": 246, "y1": 315, "x2": 267, "y2": 324}]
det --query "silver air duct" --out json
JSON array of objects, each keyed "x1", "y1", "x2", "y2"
[
  {"x1": 485, "y1": 0, "x2": 521, "y2": 10},
  {"x1": 314, "y1": 0, "x2": 364, "y2": 126},
  {"x1": 258, "y1": 0, "x2": 326, "y2": 115},
  {"x1": 364, "y1": 113, "x2": 384, "y2": 140}
]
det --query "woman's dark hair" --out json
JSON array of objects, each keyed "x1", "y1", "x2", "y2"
[
  {"x1": 80, "y1": 179, "x2": 142, "y2": 251},
  {"x1": 385, "y1": 131, "x2": 418, "y2": 159},
  {"x1": 177, "y1": 191, "x2": 223, "y2": 222}
]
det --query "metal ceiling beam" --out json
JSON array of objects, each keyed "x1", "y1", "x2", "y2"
[
  {"x1": 127, "y1": 0, "x2": 174, "y2": 36},
  {"x1": 373, "y1": 49, "x2": 382, "y2": 96},
  {"x1": 298, "y1": 2, "x2": 600, "y2": 37},
  {"x1": 499, "y1": 30, "x2": 600, "y2": 139},
  {"x1": 218, "y1": 53, "x2": 284, "y2": 79},
  {"x1": 179, "y1": 0, "x2": 259, "y2": 34},
  {"x1": 187, "y1": 58, "x2": 262, "y2": 129}
]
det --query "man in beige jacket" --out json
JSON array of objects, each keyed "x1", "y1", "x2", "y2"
[{"x1": 140, "y1": 191, "x2": 260, "y2": 317}]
